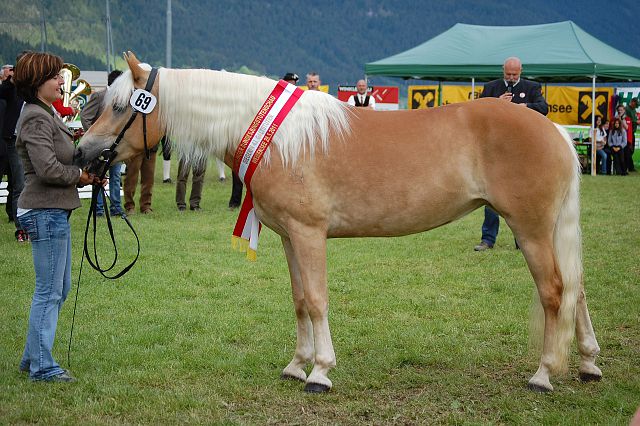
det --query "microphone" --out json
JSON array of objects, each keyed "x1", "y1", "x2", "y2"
[{"x1": 506, "y1": 83, "x2": 513, "y2": 94}]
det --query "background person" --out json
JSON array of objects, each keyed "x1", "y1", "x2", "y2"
[
  {"x1": 80, "y1": 69, "x2": 124, "y2": 217},
  {"x1": 0, "y1": 61, "x2": 27, "y2": 240},
  {"x1": 123, "y1": 145, "x2": 158, "y2": 215},
  {"x1": 306, "y1": 72, "x2": 321, "y2": 91},
  {"x1": 283, "y1": 72, "x2": 299, "y2": 85},
  {"x1": 624, "y1": 97, "x2": 637, "y2": 172},
  {"x1": 161, "y1": 136, "x2": 172, "y2": 183},
  {"x1": 176, "y1": 155, "x2": 207, "y2": 212},
  {"x1": 594, "y1": 117, "x2": 609, "y2": 175},
  {"x1": 347, "y1": 79, "x2": 375, "y2": 109},
  {"x1": 608, "y1": 118, "x2": 627, "y2": 175},
  {"x1": 473, "y1": 56, "x2": 548, "y2": 252},
  {"x1": 14, "y1": 51, "x2": 97, "y2": 382}
]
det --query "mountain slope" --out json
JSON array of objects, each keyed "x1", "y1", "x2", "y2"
[{"x1": 1, "y1": 0, "x2": 638, "y2": 86}]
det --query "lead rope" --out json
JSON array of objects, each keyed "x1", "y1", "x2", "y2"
[
  {"x1": 67, "y1": 183, "x2": 141, "y2": 368},
  {"x1": 67, "y1": 67, "x2": 158, "y2": 367}
]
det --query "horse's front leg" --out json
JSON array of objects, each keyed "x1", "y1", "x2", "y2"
[
  {"x1": 287, "y1": 226, "x2": 335, "y2": 393},
  {"x1": 280, "y1": 236, "x2": 314, "y2": 382}
]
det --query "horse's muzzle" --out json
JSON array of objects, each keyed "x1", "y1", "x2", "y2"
[{"x1": 86, "y1": 149, "x2": 116, "y2": 178}]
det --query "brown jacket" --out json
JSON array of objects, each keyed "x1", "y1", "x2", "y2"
[
  {"x1": 80, "y1": 89, "x2": 106, "y2": 131},
  {"x1": 16, "y1": 102, "x2": 82, "y2": 210}
]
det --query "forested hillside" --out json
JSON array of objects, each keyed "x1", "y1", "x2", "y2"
[{"x1": 1, "y1": 0, "x2": 638, "y2": 86}]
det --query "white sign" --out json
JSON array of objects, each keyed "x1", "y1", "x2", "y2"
[{"x1": 129, "y1": 89, "x2": 157, "y2": 114}]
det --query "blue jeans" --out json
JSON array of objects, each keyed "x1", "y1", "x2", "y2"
[
  {"x1": 596, "y1": 149, "x2": 607, "y2": 174},
  {"x1": 481, "y1": 206, "x2": 499, "y2": 246},
  {"x1": 6, "y1": 137, "x2": 25, "y2": 231},
  {"x1": 96, "y1": 163, "x2": 123, "y2": 215},
  {"x1": 18, "y1": 209, "x2": 72, "y2": 380}
]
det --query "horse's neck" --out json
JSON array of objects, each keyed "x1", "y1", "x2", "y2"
[{"x1": 159, "y1": 69, "x2": 272, "y2": 163}]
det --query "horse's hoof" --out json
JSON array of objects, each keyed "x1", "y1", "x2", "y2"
[
  {"x1": 579, "y1": 372, "x2": 602, "y2": 383},
  {"x1": 280, "y1": 373, "x2": 305, "y2": 383},
  {"x1": 304, "y1": 382, "x2": 331, "y2": 393},
  {"x1": 527, "y1": 382, "x2": 553, "y2": 393}
]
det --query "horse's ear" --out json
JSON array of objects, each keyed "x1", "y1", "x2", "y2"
[
  {"x1": 124, "y1": 51, "x2": 140, "y2": 69},
  {"x1": 124, "y1": 51, "x2": 146, "y2": 83}
]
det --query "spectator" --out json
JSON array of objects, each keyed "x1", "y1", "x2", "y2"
[
  {"x1": 0, "y1": 69, "x2": 8, "y2": 221},
  {"x1": 624, "y1": 98, "x2": 637, "y2": 172},
  {"x1": 215, "y1": 158, "x2": 226, "y2": 182},
  {"x1": 594, "y1": 117, "x2": 609, "y2": 175},
  {"x1": 473, "y1": 56, "x2": 548, "y2": 252},
  {"x1": 176, "y1": 156, "x2": 207, "y2": 211},
  {"x1": 13, "y1": 51, "x2": 98, "y2": 382},
  {"x1": 0, "y1": 61, "x2": 27, "y2": 240},
  {"x1": 306, "y1": 72, "x2": 321, "y2": 91},
  {"x1": 51, "y1": 98, "x2": 76, "y2": 120},
  {"x1": 228, "y1": 171, "x2": 243, "y2": 210},
  {"x1": 283, "y1": 72, "x2": 299, "y2": 85},
  {"x1": 161, "y1": 136, "x2": 172, "y2": 183},
  {"x1": 80, "y1": 69, "x2": 124, "y2": 217},
  {"x1": 123, "y1": 145, "x2": 158, "y2": 215},
  {"x1": 347, "y1": 79, "x2": 376, "y2": 109},
  {"x1": 608, "y1": 118, "x2": 627, "y2": 175}
]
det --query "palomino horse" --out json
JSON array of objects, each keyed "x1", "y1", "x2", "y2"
[{"x1": 76, "y1": 52, "x2": 601, "y2": 393}]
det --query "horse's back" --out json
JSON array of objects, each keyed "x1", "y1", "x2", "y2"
[{"x1": 254, "y1": 99, "x2": 573, "y2": 238}]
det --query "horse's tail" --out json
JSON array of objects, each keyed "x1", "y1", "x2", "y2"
[{"x1": 531, "y1": 123, "x2": 582, "y2": 373}]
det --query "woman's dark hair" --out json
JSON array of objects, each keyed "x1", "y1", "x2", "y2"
[
  {"x1": 14, "y1": 51, "x2": 63, "y2": 103},
  {"x1": 611, "y1": 118, "x2": 622, "y2": 134},
  {"x1": 599, "y1": 119, "x2": 608, "y2": 130}
]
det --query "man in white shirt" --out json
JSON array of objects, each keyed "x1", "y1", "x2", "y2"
[{"x1": 347, "y1": 79, "x2": 375, "y2": 109}]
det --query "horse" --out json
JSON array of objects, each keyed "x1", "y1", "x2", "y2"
[{"x1": 76, "y1": 52, "x2": 602, "y2": 393}]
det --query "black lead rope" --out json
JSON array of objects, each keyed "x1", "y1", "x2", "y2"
[{"x1": 68, "y1": 67, "x2": 159, "y2": 367}]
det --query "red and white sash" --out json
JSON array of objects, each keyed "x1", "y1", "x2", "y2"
[{"x1": 232, "y1": 80, "x2": 304, "y2": 260}]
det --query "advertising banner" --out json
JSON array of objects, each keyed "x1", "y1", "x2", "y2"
[
  {"x1": 408, "y1": 84, "x2": 615, "y2": 125},
  {"x1": 338, "y1": 85, "x2": 399, "y2": 110},
  {"x1": 300, "y1": 85, "x2": 330, "y2": 93},
  {"x1": 543, "y1": 86, "x2": 613, "y2": 125},
  {"x1": 407, "y1": 85, "x2": 481, "y2": 109}
]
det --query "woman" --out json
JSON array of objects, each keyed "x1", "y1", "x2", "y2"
[
  {"x1": 594, "y1": 116, "x2": 608, "y2": 175},
  {"x1": 14, "y1": 52, "x2": 98, "y2": 382},
  {"x1": 608, "y1": 118, "x2": 628, "y2": 176}
]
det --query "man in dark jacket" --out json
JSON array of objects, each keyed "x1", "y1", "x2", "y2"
[
  {"x1": 474, "y1": 57, "x2": 549, "y2": 251},
  {"x1": 0, "y1": 63, "x2": 27, "y2": 240}
]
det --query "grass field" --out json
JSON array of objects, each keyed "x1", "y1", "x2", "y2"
[{"x1": 1, "y1": 164, "x2": 639, "y2": 425}]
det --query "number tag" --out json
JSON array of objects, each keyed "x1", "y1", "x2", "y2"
[{"x1": 129, "y1": 89, "x2": 157, "y2": 113}]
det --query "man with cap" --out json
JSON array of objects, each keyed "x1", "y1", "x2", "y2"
[
  {"x1": 283, "y1": 73, "x2": 299, "y2": 85},
  {"x1": 624, "y1": 97, "x2": 637, "y2": 172}
]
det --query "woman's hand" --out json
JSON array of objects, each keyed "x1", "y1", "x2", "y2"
[{"x1": 78, "y1": 170, "x2": 96, "y2": 186}]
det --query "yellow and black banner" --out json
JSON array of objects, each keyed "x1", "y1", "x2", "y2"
[{"x1": 408, "y1": 84, "x2": 614, "y2": 125}]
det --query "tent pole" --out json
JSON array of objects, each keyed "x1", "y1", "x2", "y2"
[
  {"x1": 471, "y1": 77, "x2": 475, "y2": 100},
  {"x1": 438, "y1": 81, "x2": 442, "y2": 106},
  {"x1": 591, "y1": 75, "x2": 596, "y2": 176}
]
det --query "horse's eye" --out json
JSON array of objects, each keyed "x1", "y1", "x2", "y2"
[{"x1": 112, "y1": 104, "x2": 128, "y2": 114}]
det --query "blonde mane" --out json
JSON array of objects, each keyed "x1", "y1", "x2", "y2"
[{"x1": 106, "y1": 68, "x2": 351, "y2": 167}]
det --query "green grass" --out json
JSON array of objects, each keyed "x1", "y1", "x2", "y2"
[{"x1": 1, "y1": 165, "x2": 639, "y2": 425}]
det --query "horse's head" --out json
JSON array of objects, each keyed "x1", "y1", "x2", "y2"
[{"x1": 75, "y1": 51, "x2": 165, "y2": 169}]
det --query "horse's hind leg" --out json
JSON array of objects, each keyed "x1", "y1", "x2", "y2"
[
  {"x1": 576, "y1": 288, "x2": 602, "y2": 382},
  {"x1": 285, "y1": 225, "x2": 335, "y2": 393},
  {"x1": 518, "y1": 238, "x2": 567, "y2": 392},
  {"x1": 280, "y1": 236, "x2": 314, "y2": 382}
]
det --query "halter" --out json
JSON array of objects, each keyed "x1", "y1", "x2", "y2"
[
  {"x1": 89, "y1": 67, "x2": 159, "y2": 180},
  {"x1": 82, "y1": 67, "x2": 158, "y2": 279}
]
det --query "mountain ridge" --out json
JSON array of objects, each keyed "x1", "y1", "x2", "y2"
[{"x1": 1, "y1": 0, "x2": 638, "y2": 87}]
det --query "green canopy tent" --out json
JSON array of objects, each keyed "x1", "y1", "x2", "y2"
[
  {"x1": 365, "y1": 20, "x2": 640, "y2": 175},
  {"x1": 365, "y1": 21, "x2": 640, "y2": 82}
]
